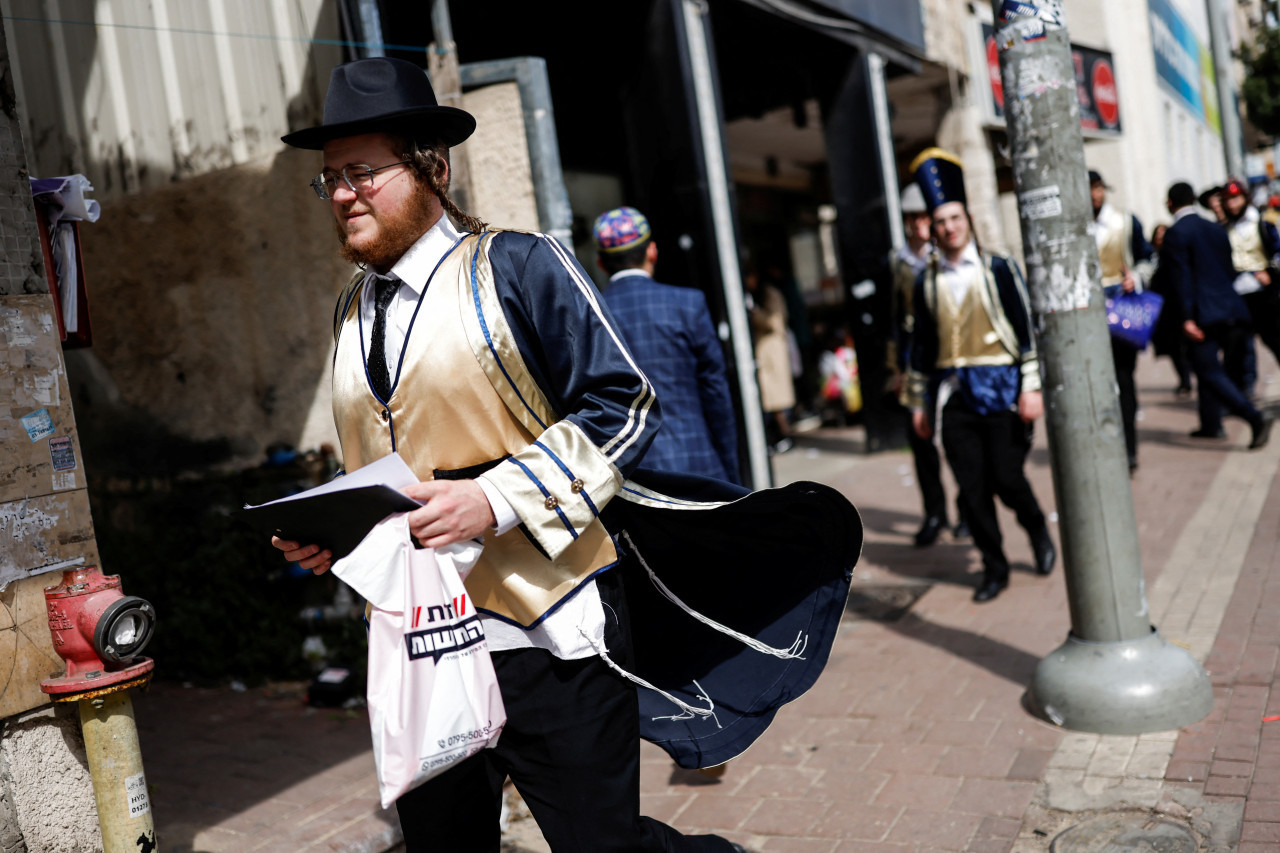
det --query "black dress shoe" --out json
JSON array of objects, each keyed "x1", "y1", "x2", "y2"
[
  {"x1": 973, "y1": 578, "x2": 1007, "y2": 602},
  {"x1": 914, "y1": 515, "x2": 946, "y2": 547},
  {"x1": 952, "y1": 519, "x2": 971, "y2": 540},
  {"x1": 1250, "y1": 413, "x2": 1274, "y2": 450},
  {"x1": 1032, "y1": 530, "x2": 1056, "y2": 576},
  {"x1": 1189, "y1": 427, "x2": 1227, "y2": 439}
]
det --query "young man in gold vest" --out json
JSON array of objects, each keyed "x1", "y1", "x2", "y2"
[
  {"x1": 270, "y1": 57, "x2": 857, "y2": 852},
  {"x1": 904, "y1": 149, "x2": 1055, "y2": 603},
  {"x1": 1089, "y1": 170, "x2": 1155, "y2": 471},
  {"x1": 1222, "y1": 178, "x2": 1280, "y2": 398}
]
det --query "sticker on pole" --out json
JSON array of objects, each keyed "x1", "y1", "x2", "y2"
[
  {"x1": 999, "y1": 0, "x2": 1063, "y2": 27},
  {"x1": 996, "y1": 18, "x2": 1047, "y2": 50},
  {"x1": 1019, "y1": 185, "x2": 1064, "y2": 220},
  {"x1": 125, "y1": 772, "x2": 151, "y2": 818}
]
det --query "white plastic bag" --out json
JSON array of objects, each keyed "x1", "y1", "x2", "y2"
[{"x1": 333, "y1": 516, "x2": 505, "y2": 808}]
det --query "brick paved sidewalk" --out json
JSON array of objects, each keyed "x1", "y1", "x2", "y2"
[
  {"x1": 612, "y1": 350, "x2": 1280, "y2": 852},
  {"x1": 133, "y1": 349, "x2": 1280, "y2": 852}
]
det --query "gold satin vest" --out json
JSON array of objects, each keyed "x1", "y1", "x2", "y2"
[
  {"x1": 1095, "y1": 207, "x2": 1129, "y2": 286},
  {"x1": 1230, "y1": 220, "x2": 1269, "y2": 274},
  {"x1": 934, "y1": 266, "x2": 1014, "y2": 369},
  {"x1": 332, "y1": 235, "x2": 617, "y2": 627}
]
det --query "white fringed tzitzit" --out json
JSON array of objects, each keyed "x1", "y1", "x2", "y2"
[
  {"x1": 619, "y1": 531, "x2": 809, "y2": 660},
  {"x1": 579, "y1": 629, "x2": 721, "y2": 728}
]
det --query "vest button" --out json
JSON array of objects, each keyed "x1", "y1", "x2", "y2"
[
  {"x1": 571, "y1": 479, "x2": 585, "y2": 493},
  {"x1": 544, "y1": 495, "x2": 559, "y2": 511},
  {"x1": 381, "y1": 409, "x2": 390, "y2": 422}
]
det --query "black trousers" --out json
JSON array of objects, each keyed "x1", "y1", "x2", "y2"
[
  {"x1": 1192, "y1": 322, "x2": 1262, "y2": 433},
  {"x1": 940, "y1": 403, "x2": 1046, "y2": 583},
  {"x1": 1169, "y1": 341, "x2": 1194, "y2": 391},
  {"x1": 1245, "y1": 288, "x2": 1280, "y2": 380},
  {"x1": 1110, "y1": 338, "x2": 1139, "y2": 462},
  {"x1": 907, "y1": 414, "x2": 948, "y2": 521},
  {"x1": 395, "y1": 570, "x2": 734, "y2": 853}
]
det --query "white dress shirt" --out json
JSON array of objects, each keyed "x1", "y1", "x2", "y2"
[
  {"x1": 358, "y1": 216, "x2": 606, "y2": 659},
  {"x1": 938, "y1": 241, "x2": 982, "y2": 304}
]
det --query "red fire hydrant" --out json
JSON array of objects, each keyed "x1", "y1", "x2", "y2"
[
  {"x1": 42, "y1": 566, "x2": 155, "y2": 696},
  {"x1": 41, "y1": 566, "x2": 158, "y2": 852}
]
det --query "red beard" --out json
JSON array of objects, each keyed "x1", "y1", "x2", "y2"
[{"x1": 336, "y1": 179, "x2": 439, "y2": 271}]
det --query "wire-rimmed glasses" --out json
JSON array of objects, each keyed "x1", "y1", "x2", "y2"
[{"x1": 310, "y1": 160, "x2": 412, "y2": 200}]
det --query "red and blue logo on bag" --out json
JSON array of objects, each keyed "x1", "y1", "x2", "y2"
[{"x1": 405, "y1": 594, "x2": 487, "y2": 663}]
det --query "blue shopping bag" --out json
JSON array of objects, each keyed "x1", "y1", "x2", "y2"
[{"x1": 1105, "y1": 288, "x2": 1164, "y2": 349}]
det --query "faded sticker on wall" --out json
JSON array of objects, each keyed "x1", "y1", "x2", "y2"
[
  {"x1": 0, "y1": 492, "x2": 95, "y2": 588},
  {"x1": 20, "y1": 409, "x2": 55, "y2": 442},
  {"x1": 49, "y1": 436, "x2": 76, "y2": 471}
]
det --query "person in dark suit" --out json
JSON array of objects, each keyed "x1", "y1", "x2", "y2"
[
  {"x1": 1147, "y1": 223, "x2": 1196, "y2": 397},
  {"x1": 1162, "y1": 181, "x2": 1273, "y2": 448},
  {"x1": 594, "y1": 206, "x2": 740, "y2": 483}
]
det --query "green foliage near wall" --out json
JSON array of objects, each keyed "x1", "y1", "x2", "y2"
[
  {"x1": 1242, "y1": 2, "x2": 1280, "y2": 139},
  {"x1": 88, "y1": 461, "x2": 367, "y2": 687}
]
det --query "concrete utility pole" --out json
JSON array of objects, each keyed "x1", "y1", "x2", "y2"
[
  {"x1": 990, "y1": 0, "x2": 1212, "y2": 733},
  {"x1": 1205, "y1": 0, "x2": 1245, "y2": 179}
]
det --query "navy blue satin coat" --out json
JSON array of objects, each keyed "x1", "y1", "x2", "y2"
[{"x1": 452, "y1": 231, "x2": 861, "y2": 769}]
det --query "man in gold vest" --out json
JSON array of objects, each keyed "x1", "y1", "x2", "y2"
[
  {"x1": 1090, "y1": 170, "x2": 1155, "y2": 472},
  {"x1": 269, "y1": 57, "x2": 857, "y2": 852},
  {"x1": 905, "y1": 149, "x2": 1055, "y2": 603},
  {"x1": 1222, "y1": 178, "x2": 1280, "y2": 399}
]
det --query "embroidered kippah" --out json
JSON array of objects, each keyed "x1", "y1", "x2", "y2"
[{"x1": 592, "y1": 206, "x2": 652, "y2": 253}]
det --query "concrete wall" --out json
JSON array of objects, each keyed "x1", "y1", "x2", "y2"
[
  {"x1": 3, "y1": 706, "x2": 99, "y2": 853},
  {"x1": 0, "y1": 0, "x2": 339, "y2": 198},
  {"x1": 923, "y1": 0, "x2": 1012, "y2": 255},
  {"x1": 465, "y1": 81, "x2": 540, "y2": 233},
  {"x1": 69, "y1": 148, "x2": 353, "y2": 472},
  {"x1": 0, "y1": 11, "x2": 100, "y2": 851}
]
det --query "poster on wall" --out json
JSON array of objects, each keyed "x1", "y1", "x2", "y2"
[{"x1": 980, "y1": 23, "x2": 1122, "y2": 136}]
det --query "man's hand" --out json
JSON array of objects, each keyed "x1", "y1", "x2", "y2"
[
  {"x1": 912, "y1": 409, "x2": 932, "y2": 440},
  {"x1": 1018, "y1": 390, "x2": 1044, "y2": 423},
  {"x1": 1121, "y1": 270, "x2": 1137, "y2": 293},
  {"x1": 1258, "y1": 270, "x2": 1272, "y2": 287},
  {"x1": 402, "y1": 479, "x2": 497, "y2": 548},
  {"x1": 273, "y1": 537, "x2": 332, "y2": 576},
  {"x1": 1184, "y1": 319, "x2": 1205, "y2": 343}
]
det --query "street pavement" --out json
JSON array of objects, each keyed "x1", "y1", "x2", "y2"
[{"x1": 132, "y1": 350, "x2": 1280, "y2": 852}]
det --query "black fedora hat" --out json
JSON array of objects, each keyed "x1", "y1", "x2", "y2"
[{"x1": 282, "y1": 57, "x2": 475, "y2": 150}]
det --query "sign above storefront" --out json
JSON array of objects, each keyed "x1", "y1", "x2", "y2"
[
  {"x1": 809, "y1": 0, "x2": 926, "y2": 52},
  {"x1": 1147, "y1": 0, "x2": 1221, "y2": 133},
  {"x1": 980, "y1": 23, "x2": 1122, "y2": 136}
]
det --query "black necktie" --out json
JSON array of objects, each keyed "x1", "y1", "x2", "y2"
[{"x1": 368, "y1": 275, "x2": 400, "y2": 401}]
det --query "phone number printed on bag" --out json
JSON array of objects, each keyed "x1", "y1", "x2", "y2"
[
  {"x1": 438, "y1": 721, "x2": 496, "y2": 751},
  {"x1": 419, "y1": 740, "x2": 489, "y2": 774},
  {"x1": 405, "y1": 614, "x2": 487, "y2": 663}
]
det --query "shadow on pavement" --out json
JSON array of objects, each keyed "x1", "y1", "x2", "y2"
[
  {"x1": 884, "y1": 609, "x2": 1043, "y2": 687},
  {"x1": 133, "y1": 679, "x2": 394, "y2": 852}
]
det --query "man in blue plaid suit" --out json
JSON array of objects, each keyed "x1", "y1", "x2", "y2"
[{"x1": 594, "y1": 206, "x2": 740, "y2": 484}]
